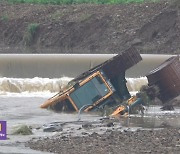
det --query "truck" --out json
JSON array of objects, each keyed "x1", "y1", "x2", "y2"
[
  {"x1": 40, "y1": 47, "x2": 144, "y2": 116},
  {"x1": 40, "y1": 48, "x2": 180, "y2": 116}
]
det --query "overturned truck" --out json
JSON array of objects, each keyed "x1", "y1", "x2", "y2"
[
  {"x1": 41, "y1": 49, "x2": 180, "y2": 115},
  {"x1": 41, "y1": 47, "x2": 144, "y2": 116}
]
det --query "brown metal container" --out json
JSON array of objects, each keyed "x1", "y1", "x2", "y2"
[{"x1": 146, "y1": 56, "x2": 180, "y2": 102}]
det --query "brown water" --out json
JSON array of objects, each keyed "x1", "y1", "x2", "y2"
[{"x1": 0, "y1": 54, "x2": 179, "y2": 154}]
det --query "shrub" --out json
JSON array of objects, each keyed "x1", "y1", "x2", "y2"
[
  {"x1": 27, "y1": 23, "x2": 39, "y2": 36},
  {"x1": 23, "y1": 23, "x2": 39, "y2": 46},
  {"x1": 1, "y1": 15, "x2": 9, "y2": 21},
  {"x1": 12, "y1": 125, "x2": 33, "y2": 135}
]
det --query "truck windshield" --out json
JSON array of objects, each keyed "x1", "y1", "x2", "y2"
[{"x1": 70, "y1": 75, "x2": 109, "y2": 109}]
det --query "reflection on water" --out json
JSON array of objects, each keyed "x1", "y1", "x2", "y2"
[{"x1": 120, "y1": 106, "x2": 180, "y2": 128}]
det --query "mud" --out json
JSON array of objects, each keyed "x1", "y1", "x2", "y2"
[
  {"x1": 0, "y1": 0, "x2": 180, "y2": 54},
  {"x1": 25, "y1": 105, "x2": 180, "y2": 154},
  {"x1": 26, "y1": 125, "x2": 180, "y2": 154}
]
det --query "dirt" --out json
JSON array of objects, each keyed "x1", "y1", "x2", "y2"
[
  {"x1": 26, "y1": 128, "x2": 180, "y2": 154},
  {"x1": 0, "y1": 0, "x2": 180, "y2": 54}
]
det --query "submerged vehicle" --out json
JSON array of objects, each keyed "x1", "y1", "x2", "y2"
[
  {"x1": 41, "y1": 49, "x2": 180, "y2": 116},
  {"x1": 41, "y1": 47, "x2": 144, "y2": 116}
]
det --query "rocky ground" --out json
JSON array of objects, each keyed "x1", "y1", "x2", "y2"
[
  {"x1": 0, "y1": 0, "x2": 180, "y2": 54},
  {"x1": 26, "y1": 127, "x2": 180, "y2": 154}
]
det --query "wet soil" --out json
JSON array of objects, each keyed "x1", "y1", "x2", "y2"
[
  {"x1": 25, "y1": 104, "x2": 180, "y2": 154},
  {"x1": 0, "y1": 0, "x2": 180, "y2": 54},
  {"x1": 27, "y1": 128, "x2": 180, "y2": 154},
  {"x1": 24, "y1": 103, "x2": 180, "y2": 154}
]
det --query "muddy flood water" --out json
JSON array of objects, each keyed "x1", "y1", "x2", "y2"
[{"x1": 0, "y1": 54, "x2": 179, "y2": 154}]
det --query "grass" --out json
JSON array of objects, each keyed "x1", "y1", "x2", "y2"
[
  {"x1": 1, "y1": 15, "x2": 9, "y2": 21},
  {"x1": 27, "y1": 23, "x2": 39, "y2": 36},
  {"x1": 23, "y1": 23, "x2": 39, "y2": 46},
  {"x1": 5, "y1": 0, "x2": 158, "y2": 5}
]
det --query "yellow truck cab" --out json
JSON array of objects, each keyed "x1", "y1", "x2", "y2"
[{"x1": 41, "y1": 70, "x2": 115, "y2": 111}]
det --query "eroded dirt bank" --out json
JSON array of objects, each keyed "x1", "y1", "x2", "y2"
[{"x1": 0, "y1": 1, "x2": 180, "y2": 54}]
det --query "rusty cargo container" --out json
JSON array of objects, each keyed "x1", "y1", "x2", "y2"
[{"x1": 146, "y1": 56, "x2": 180, "y2": 102}]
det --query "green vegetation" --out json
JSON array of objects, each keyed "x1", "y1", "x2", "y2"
[
  {"x1": 1, "y1": 15, "x2": 9, "y2": 21},
  {"x1": 12, "y1": 125, "x2": 33, "y2": 135},
  {"x1": 5, "y1": 0, "x2": 158, "y2": 5},
  {"x1": 27, "y1": 23, "x2": 39, "y2": 36},
  {"x1": 23, "y1": 23, "x2": 39, "y2": 46}
]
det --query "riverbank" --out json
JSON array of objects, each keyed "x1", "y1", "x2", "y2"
[
  {"x1": 25, "y1": 96, "x2": 180, "y2": 154},
  {"x1": 0, "y1": 95, "x2": 179, "y2": 154},
  {"x1": 26, "y1": 127, "x2": 180, "y2": 154},
  {"x1": 0, "y1": 0, "x2": 180, "y2": 54}
]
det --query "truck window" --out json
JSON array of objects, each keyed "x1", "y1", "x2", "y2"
[{"x1": 70, "y1": 75, "x2": 109, "y2": 109}]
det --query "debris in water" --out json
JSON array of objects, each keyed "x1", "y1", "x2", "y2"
[
  {"x1": 12, "y1": 125, "x2": 33, "y2": 135},
  {"x1": 160, "y1": 104, "x2": 174, "y2": 111},
  {"x1": 42, "y1": 123, "x2": 63, "y2": 132}
]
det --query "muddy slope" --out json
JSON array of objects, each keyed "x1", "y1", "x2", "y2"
[{"x1": 0, "y1": 1, "x2": 180, "y2": 54}]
